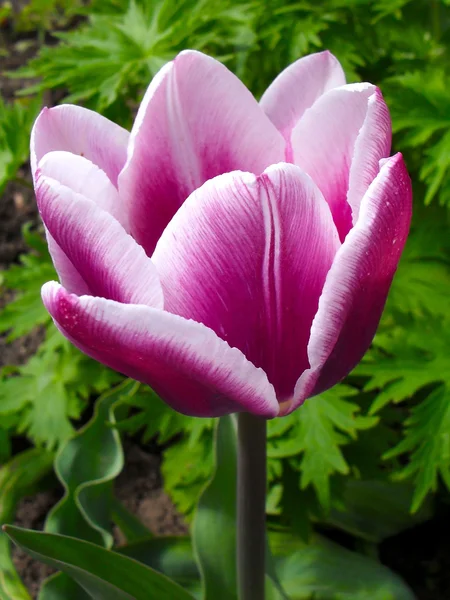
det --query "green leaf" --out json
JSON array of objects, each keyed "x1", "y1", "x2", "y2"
[
  {"x1": 0, "y1": 227, "x2": 55, "y2": 341},
  {"x1": 0, "y1": 448, "x2": 54, "y2": 600},
  {"x1": 4, "y1": 526, "x2": 195, "y2": 600},
  {"x1": 111, "y1": 498, "x2": 153, "y2": 544},
  {"x1": 192, "y1": 416, "x2": 238, "y2": 600},
  {"x1": 15, "y1": 0, "x2": 256, "y2": 117},
  {"x1": 384, "y1": 384, "x2": 450, "y2": 511},
  {"x1": 39, "y1": 573, "x2": 91, "y2": 600},
  {"x1": 385, "y1": 67, "x2": 450, "y2": 206},
  {"x1": 45, "y1": 380, "x2": 137, "y2": 547},
  {"x1": 118, "y1": 537, "x2": 201, "y2": 599},
  {"x1": 191, "y1": 416, "x2": 287, "y2": 600},
  {"x1": 269, "y1": 531, "x2": 416, "y2": 600},
  {"x1": 356, "y1": 318, "x2": 450, "y2": 414},
  {"x1": 327, "y1": 479, "x2": 433, "y2": 542},
  {"x1": 0, "y1": 96, "x2": 41, "y2": 194},
  {"x1": 0, "y1": 325, "x2": 121, "y2": 448},
  {"x1": 386, "y1": 220, "x2": 450, "y2": 319},
  {"x1": 268, "y1": 385, "x2": 378, "y2": 510}
]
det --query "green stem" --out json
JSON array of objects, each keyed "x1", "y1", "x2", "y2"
[{"x1": 237, "y1": 412, "x2": 267, "y2": 600}]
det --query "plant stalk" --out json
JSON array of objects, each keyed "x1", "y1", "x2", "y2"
[{"x1": 237, "y1": 412, "x2": 267, "y2": 600}]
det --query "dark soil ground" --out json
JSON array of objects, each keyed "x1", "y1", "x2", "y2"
[{"x1": 1, "y1": 9, "x2": 450, "y2": 600}]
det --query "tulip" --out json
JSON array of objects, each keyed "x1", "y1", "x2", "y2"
[{"x1": 31, "y1": 50, "x2": 412, "y2": 420}]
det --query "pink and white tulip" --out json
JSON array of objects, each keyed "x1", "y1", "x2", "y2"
[{"x1": 31, "y1": 50, "x2": 411, "y2": 418}]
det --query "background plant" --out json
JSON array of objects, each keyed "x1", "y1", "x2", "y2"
[{"x1": 1, "y1": 0, "x2": 450, "y2": 597}]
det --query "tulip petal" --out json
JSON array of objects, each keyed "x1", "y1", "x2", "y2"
[
  {"x1": 291, "y1": 154, "x2": 412, "y2": 413},
  {"x1": 42, "y1": 283, "x2": 279, "y2": 418},
  {"x1": 291, "y1": 84, "x2": 391, "y2": 240},
  {"x1": 36, "y1": 151, "x2": 130, "y2": 296},
  {"x1": 31, "y1": 105, "x2": 129, "y2": 186},
  {"x1": 260, "y1": 51, "x2": 346, "y2": 144},
  {"x1": 152, "y1": 164, "x2": 340, "y2": 402},
  {"x1": 36, "y1": 175, "x2": 162, "y2": 307},
  {"x1": 38, "y1": 151, "x2": 127, "y2": 227},
  {"x1": 347, "y1": 89, "x2": 392, "y2": 223},
  {"x1": 118, "y1": 50, "x2": 285, "y2": 255}
]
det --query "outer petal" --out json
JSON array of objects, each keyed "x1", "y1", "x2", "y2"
[
  {"x1": 152, "y1": 164, "x2": 340, "y2": 402},
  {"x1": 118, "y1": 50, "x2": 285, "y2": 255},
  {"x1": 291, "y1": 154, "x2": 412, "y2": 414},
  {"x1": 37, "y1": 151, "x2": 129, "y2": 296},
  {"x1": 42, "y1": 283, "x2": 279, "y2": 418},
  {"x1": 260, "y1": 51, "x2": 346, "y2": 145},
  {"x1": 291, "y1": 84, "x2": 391, "y2": 240},
  {"x1": 347, "y1": 89, "x2": 392, "y2": 222},
  {"x1": 31, "y1": 105, "x2": 130, "y2": 186},
  {"x1": 36, "y1": 175, "x2": 162, "y2": 308},
  {"x1": 39, "y1": 151, "x2": 127, "y2": 228}
]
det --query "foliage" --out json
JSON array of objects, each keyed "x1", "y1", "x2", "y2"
[
  {"x1": 0, "y1": 447, "x2": 53, "y2": 600},
  {"x1": 4, "y1": 416, "x2": 416, "y2": 600},
  {"x1": 13, "y1": 0, "x2": 255, "y2": 123},
  {"x1": 1, "y1": 0, "x2": 450, "y2": 596},
  {"x1": 0, "y1": 228, "x2": 120, "y2": 448},
  {"x1": 0, "y1": 96, "x2": 40, "y2": 194}
]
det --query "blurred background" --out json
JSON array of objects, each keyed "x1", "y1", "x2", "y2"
[{"x1": 0, "y1": 0, "x2": 449, "y2": 598}]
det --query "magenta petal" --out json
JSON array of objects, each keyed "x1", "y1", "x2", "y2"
[
  {"x1": 31, "y1": 105, "x2": 129, "y2": 186},
  {"x1": 291, "y1": 154, "x2": 412, "y2": 413},
  {"x1": 36, "y1": 175, "x2": 162, "y2": 307},
  {"x1": 38, "y1": 151, "x2": 128, "y2": 228},
  {"x1": 260, "y1": 51, "x2": 346, "y2": 143},
  {"x1": 152, "y1": 164, "x2": 340, "y2": 402},
  {"x1": 291, "y1": 83, "x2": 391, "y2": 241},
  {"x1": 118, "y1": 50, "x2": 285, "y2": 255},
  {"x1": 42, "y1": 283, "x2": 278, "y2": 418},
  {"x1": 347, "y1": 89, "x2": 392, "y2": 222},
  {"x1": 37, "y1": 151, "x2": 129, "y2": 296}
]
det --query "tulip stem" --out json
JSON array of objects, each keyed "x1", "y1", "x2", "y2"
[{"x1": 237, "y1": 412, "x2": 267, "y2": 600}]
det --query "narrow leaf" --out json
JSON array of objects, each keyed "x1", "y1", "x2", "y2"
[
  {"x1": 5, "y1": 527, "x2": 195, "y2": 600},
  {"x1": 270, "y1": 531, "x2": 416, "y2": 600},
  {"x1": 192, "y1": 415, "x2": 238, "y2": 600},
  {"x1": 118, "y1": 536, "x2": 201, "y2": 598},
  {"x1": 45, "y1": 380, "x2": 136, "y2": 546},
  {"x1": 0, "y1": 448, "x2": 54, "y2": 600}
]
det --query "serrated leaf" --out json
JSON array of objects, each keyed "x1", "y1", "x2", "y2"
[
  {"x1": 357, "y1": 319, "x2": 450, "y2": 414},
  {"x1": 384, "y1": 385, "x2": 450, "y2": 511},
  {"x1": 14, "y1": 0, "x2": 256, "y2": 116},
  {"x1": 0, "y1": 96, "x2": 41, "y2": 194},
  {"x1": 268, "y1": 385, "x2": 378, "y2": 510},
  {"x1": 161, "y1": 429, "x2": 214, "y2": 519},
  {"x1": 0, "y1": 323, "x2": 121, "y2": 447}
]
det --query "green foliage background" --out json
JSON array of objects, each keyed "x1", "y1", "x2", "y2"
[{"x1": 1, "y1": 0, "x2": 450, "y2": 594}]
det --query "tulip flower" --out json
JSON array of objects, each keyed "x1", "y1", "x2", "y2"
[{"x1": 31, "y1": 50, "x2": 412, "y2": 419}]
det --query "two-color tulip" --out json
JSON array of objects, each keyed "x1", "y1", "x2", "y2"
[{"x1": 31, "y1": 50, "x2": 412, "y2": 418}]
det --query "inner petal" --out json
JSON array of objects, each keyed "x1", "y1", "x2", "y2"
[
  {"x1": 152, "y1": 164, "x2": 340, "y2": 401},
  {"x1": 118, "y1": 50, "x2": 285, "y2": 257}
]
